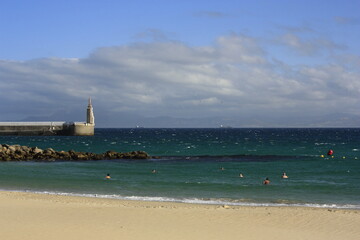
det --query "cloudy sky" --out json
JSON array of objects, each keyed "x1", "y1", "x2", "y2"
[{"x1": 0, "y1": 0, "x2": 359, "y2": 127}]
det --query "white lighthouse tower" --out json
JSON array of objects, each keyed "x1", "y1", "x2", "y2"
[
  {"x1": 86, "y1": 98, "x2": 95, "y2": 125},
  {"x1": 71, "y1": 98, "x2": 95, "y2": 135}
]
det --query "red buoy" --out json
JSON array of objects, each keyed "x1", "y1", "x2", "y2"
[{"x1": 327, "y1": 149, "x2": 334, "y2": 156}]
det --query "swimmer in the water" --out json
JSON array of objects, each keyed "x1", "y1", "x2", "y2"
[
  {"x1": 263, "y1": 177, "x2": 270, "y2": 185},
  {"x1": 239, "y1": 173, "x2": 244, "y2": 178},
  {"x1": 151, "y1": 169, "x2": 157, "y2": 174},
  {"x1": 105, "y1": 173, "x2": 111, "y2": 179},
  {"x1": 281, "y1": 172, "x2": 288, "y2": 179}
]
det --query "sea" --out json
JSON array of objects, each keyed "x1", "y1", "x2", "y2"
[{"x1": 0, "y1": 128, "x2": 359, "y2": 209}]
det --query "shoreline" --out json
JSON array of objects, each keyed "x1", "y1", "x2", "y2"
[
  {"x1": 1, "y1": 191, "x2": 360, "y2": 240},
  {"x1": 2, "y1": 189, "x2": 360, "y2": 210}
]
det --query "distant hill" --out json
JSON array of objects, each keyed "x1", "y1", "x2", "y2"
[{"x1": 19, "y1": 111, "x2": 360, "y2": 128}]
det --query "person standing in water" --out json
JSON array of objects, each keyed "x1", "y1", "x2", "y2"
[
  {"x1": 281, "y1": 172, "x2": 288, "y2": 179},
  {"x1": 263, "y1": 177, "x2": 270, "y2": 185}
]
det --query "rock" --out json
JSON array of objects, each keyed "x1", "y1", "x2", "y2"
[
  {"x1": 44, "y1": 148, "x2": 55, "y2": 154},
  {"x1": 68, "y1": 150, "x2": 77, "y2": 156},
  {"x1": 105, "y1": 150, "x2": 117, "y2": 158},
  {"x1": 91, "y1": 153, "x2": 104, "y2": 160},
  {"x1": 14, "y1": 145, "x2": 22, "y2": 151},
  {"x1": 15, "y1": 148, "x2": 23, "y2": 154},
  {"x1": 32, "y1": 147, "x2": 43, "y2": 154},
  {"x1": 8, "y1": 145, "x2": 16, "y2": 153},
  {"x1": 0, "y1": 144, "x2": 151, "y2": 161},
  {"x1": 21, "y1": 145, "x2": 30, "y2": 152}
]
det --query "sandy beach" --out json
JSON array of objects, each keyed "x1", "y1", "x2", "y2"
[{"x1": 1, "y1": 191, "x2": 359, "y2": 240}]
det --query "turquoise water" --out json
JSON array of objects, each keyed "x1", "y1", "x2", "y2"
[{"x1": 0, "y1": 128, "x2": 359, "y2": 208}]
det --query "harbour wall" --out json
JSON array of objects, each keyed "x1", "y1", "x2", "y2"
[
  {"x1": 69, "y1": 123, "x2": 95, "y2": 136},
  {"x1": 0, "y1": 122, "x2": 94, "y2": 136}
]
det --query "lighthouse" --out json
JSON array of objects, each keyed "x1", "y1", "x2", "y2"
[
  {"x1": 87, "y1": 98, "x2": 95, "y2": 125},
  {"x1": 0, "y1": 99, "x2": 95, "y2": 136},
  {"x1": 70, "y1": 98, "x2": 95, "y2": 135}
]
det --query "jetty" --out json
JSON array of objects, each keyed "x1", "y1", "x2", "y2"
[
  {"x1": 0, "y1": 99, "x2": 95, "y2": 136},
  {"x1": 0, "y1": 144, "x2": 150, "y2": 161}
]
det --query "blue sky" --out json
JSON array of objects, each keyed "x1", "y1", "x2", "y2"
[
  {"x1": 2, "y1": 0, "x2": 359, "y2": 61},
  {"x1": 0, "y1": 0, "x2": 359, "y2": 127}
]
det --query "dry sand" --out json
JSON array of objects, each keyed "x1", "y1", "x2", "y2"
[{"x1": 0, "y1": 191, "x2": 359, "y2": 240}]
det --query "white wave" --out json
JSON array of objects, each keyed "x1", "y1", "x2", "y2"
[
  {"x1": 3, "y1": 189, "x2": 360, "y2": 210},
  {"x1": 314, "y1": 142, "x2": 334, "y2": 146}
]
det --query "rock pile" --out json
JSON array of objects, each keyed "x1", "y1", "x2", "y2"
[{"x1": 0, "y1": 144, "x2": 150, "y2": 161}]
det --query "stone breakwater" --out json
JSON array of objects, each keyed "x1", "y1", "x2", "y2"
[{"x1": 0, "y1": 144, "x2": 150, "y2": 161}]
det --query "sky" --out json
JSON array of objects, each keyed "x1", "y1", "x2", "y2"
[{"x1": 0, "y1": 0, "x2": 359, "y2": 127}]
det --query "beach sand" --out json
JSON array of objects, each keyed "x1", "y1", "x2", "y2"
[{"x1": 0, "y1": 191, "x2": 359, "y2": 240}]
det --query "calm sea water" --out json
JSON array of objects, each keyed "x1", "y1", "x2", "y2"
[{"x1": 0, "y1": 128, "x2": 359, "y2": 208}]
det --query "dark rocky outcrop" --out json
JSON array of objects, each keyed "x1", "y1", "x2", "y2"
[{"x1": 0, "y1": 144, "x2": 150, "y2": 162}]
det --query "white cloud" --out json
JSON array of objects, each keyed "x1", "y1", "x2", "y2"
[
  {"x1": 194, "y1": 11, "x2": 229, "y2": 19},
  {"x1": 0, "y1": 33, "x2": 359, "y2": 126},
  {"x1": 278, "y1": 33, "x2": 345, "y2": 56},
  {"x1": 185, "y1": 97, "x2": 221, "y2": 106},
  {"x1": 216, "y1": 34, "x2": 267, "y2": 64},
  {"x1": 334, "y1": 16, "x2": 359, "y2": 25}
]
